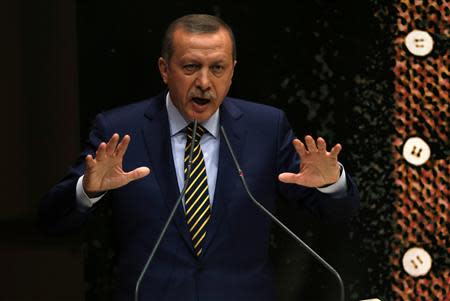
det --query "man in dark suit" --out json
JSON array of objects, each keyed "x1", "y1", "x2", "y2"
[{"x1": 40, "y1": 14, "x2": 359, "y2": 301}]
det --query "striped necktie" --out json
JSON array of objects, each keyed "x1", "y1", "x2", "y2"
[{"x1": 184, "y1": 123, "x2": 211, "y2": 257}]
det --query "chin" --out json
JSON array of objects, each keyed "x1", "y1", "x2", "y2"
[
  {"x1": 186, "y1": 109, "x2": 213, "y2": 122},
  {"x1": 192, "y1": 115, "x2": 209, "y2": 122}
]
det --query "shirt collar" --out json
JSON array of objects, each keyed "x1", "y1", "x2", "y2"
[{"x1": 166, "y1": 92, "x2": 220, "y2": 138}]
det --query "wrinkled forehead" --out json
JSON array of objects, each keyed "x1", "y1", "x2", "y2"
[{"x1": 171, "y1": 28, "x2": 234, "y2": 59}]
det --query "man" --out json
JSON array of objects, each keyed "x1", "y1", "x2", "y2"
[{"x1": 40, "y1": 14, "x2": 359, "y2": 301}]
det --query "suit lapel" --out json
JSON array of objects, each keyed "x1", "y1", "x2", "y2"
[
  {"x1": 141, "y1": 94, "x2": 194, "y2": 254},
  {"x1": 202, "y1": 99, "x2": 246, "y2": 259}
]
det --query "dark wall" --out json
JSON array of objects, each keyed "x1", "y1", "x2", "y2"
[
  {"x1": 0, "y1": 1, "x2": 83, "y2": 300},
  {"x1": 1, "y1": 0, "x2": 405, "y2": 300},
  {"x1": 76, "y1": 0, "x2": 380, "y2": 143},
  {"x1": 76, "y1": 1, "x2": 392, "y2": 301}
]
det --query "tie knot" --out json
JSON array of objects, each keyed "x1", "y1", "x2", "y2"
[{"x1": 186, "y1": 123, "x2": 206, "y2": 143}]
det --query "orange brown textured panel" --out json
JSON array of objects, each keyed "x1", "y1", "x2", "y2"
[{"x1": 391, "y1": 0, "x2": 449, "y2": 300}]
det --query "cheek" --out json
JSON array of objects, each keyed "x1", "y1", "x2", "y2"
[
  {"x1": 215, "y1": 78, "x2": 232, "y2": 95},
  {"x1": 169, "y1": 77, "x2": 190, "y2": 96}
]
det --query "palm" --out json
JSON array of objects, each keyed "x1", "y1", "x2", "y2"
[
  {"x1": 83, "y1": 134, "x2": 150, "y2": 197},
  {"x1": 279, "y1": 136, "x2": 341, "y2": 188},
  {"x1": 86, "y1": 157, "x2": 128, "y2": 190}
]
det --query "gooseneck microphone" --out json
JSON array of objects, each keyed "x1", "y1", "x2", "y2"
[
  {"x1": 220, "y1": 125, "x2": 345, "y2": 301},
  {"x1": 134, "y1": 120, "x2": 199, "y2": 301}
]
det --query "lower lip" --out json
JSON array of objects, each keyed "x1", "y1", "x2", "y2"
[{"x1": 191, "y1": 100, "x2": 210, "y2": 112}]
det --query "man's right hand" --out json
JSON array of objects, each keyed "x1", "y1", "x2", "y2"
[{"x1": 83, "y1": 133, "x2": 150, "y2": 198}]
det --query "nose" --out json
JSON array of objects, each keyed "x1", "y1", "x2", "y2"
[{"x1": 195, "y1": 69, "x2": 211, "y2": 91}]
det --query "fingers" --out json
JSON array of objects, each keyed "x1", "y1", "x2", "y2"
[
  {"x1": 95, "y1": 142, "x2": 107, "y2": 160},
  {"x1": 106, "y1": 133, "x2": 120, "y2": 156},
  {"x1": 95, "y1": 133, "x2": 130, "y2": 160},
  {"x1": 115, "y1": 135, "x2": 131, "y2": 158},
  {"x1": 330, "y1": 143, "x2": 342, "y2": 157},
  {"x1": 304, "y1": 135, "x2": 318, "y2": 152},
  {"x1": 301, "y1": 135, "x2": 340, "y2": 156},
  {"x1": 294, "y1": 136, "x2": 327, "y2": 157},
  {"x1": 292, "y1": 139, "x2": 307, "y2": 157},
  {"x1": 85, "y1": 154, "x2": 96, "y2": 169},
  {"x1": 317, "y1": 137, "x2": 326, "y2": 152}
]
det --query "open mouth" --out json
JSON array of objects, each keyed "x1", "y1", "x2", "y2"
[{"x1": 192, "y1": 97, "x2": 210, "y2": 106}]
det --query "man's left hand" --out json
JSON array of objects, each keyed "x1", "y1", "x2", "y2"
[{"x1": 278, "y1": 135, "x2": 341, "y2": 188}]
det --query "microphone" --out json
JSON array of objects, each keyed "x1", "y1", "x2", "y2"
[
  {"x1": 220, "y1": 125, "x2": 345, "y2": 301},
  {"x1": 134, "y1": 120, "x2": 199, "y2": 301}
]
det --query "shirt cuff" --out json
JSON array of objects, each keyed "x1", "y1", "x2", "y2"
[
  {"x1": 76, "y1": 175, "x2": 106, "y2": 211},
  {"x1": 316, "y1": 163, "x2": 348, "y2": 197}
]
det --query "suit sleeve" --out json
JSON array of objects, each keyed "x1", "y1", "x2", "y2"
[
  {"x1": 39, "y1": 113, "x2": 110, "y2": 234},
  {"x1": 275, "y1": 111, "x2": 360, "y2": 223}
]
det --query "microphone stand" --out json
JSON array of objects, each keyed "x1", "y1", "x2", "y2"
[
  {"x1": 220, "y1": 125, "x2": 345, "y2": 301},
  {"x1": 134, "y1": 120, "x2": 199, "y2": 301}
]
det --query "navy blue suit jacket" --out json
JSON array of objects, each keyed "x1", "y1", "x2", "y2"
[{"x1": 40, "y1": 93, "x2": 360, "y2": 301}]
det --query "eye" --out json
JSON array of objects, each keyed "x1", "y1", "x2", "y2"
[
  {"x1": 183, "y1": 64, "x2": 199, "y2": 73},
  {"x1": 211, "y1": 64, "x2": 225, "y2": 74}
]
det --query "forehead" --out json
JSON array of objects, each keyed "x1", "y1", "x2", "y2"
[{"x1": 171, "y1": 28, "x2": 233, "y2": 59}]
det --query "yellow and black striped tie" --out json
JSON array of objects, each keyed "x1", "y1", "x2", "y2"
[{"x1": 184, "y1": 123, "x2": 211, "y2": 257}]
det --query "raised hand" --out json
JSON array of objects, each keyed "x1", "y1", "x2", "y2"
[
  {"x1": 83, "y1": 133, "x2": 150, "y2": 197},
  {"x1": 278, "y1": 135, "x2": 341, "y2": 188}
]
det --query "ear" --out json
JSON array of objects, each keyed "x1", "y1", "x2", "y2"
[
  {"x1": 158, "y1": 57, "x2": 168, "y2": 84},
  {"x1": 230, "y1": 60, "x2": 237, "y2": 82}
]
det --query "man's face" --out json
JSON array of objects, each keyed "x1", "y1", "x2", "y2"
[{"x1": 158, "y1": 27, "x2": 236, "y2": 122}]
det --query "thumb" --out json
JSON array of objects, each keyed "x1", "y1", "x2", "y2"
[
  {"x1": 125, "y1": 167, "x2": 151, "y2": 182},
  {"x1": 278, "y1": 172, "x2": 300, "y2": 184}
]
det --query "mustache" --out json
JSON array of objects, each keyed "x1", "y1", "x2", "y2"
[{"x1": 188, "y1": 89, "x2": 216, "y2": 100}]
